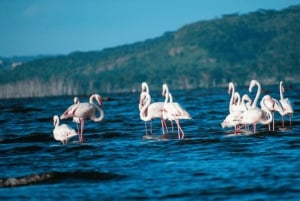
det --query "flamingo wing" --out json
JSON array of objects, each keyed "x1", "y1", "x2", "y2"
[{"x1": 53, "y1": 124, "x2": 77, "y2": 142}]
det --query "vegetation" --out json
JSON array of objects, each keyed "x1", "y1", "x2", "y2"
[{"x1": 0, "y1": 5, "x2": 300, "y2": 98}]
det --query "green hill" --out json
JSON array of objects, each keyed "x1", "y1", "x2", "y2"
[{"x1": 1, "y1": 5, "x2": 300, "y2": 98}]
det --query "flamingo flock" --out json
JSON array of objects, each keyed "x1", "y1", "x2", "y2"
[
  {"x1": 221, "y1": 80, "x2": 294, "y2": 134},
  {"x1": 52, "y1": 93, "x2": 104, "y2": 144},
  {"x1": 52, "y1": 80, "x2": 294, "y2": 144},
  {"x1": 139, "y1": 82, "x2": 191, "y2": 139}
]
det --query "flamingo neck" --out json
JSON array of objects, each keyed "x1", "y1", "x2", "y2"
[
  {"x1": 233, "y1": 92, "x2": 240, "y2": 105},
  {"x1": 260, "y1": 109, "x2": 273, "y2": 125},
  {"x1": 91, "y1": 105, "x2": 104, "y2": 122},
  {"x1": 141, "y1": 82, "x2": 150, "y2": 94},
  {"x1": 139, "y1": 92, "x2": 152, "y2": 121},
  {"x1": 251, "y1": 80, "x2": 261, "y2": 108},
  {"x1": 169, "y1": 93, "x2": 173, "y2": 103},
  {"x1": 228, "y1": 82, "x2": 235, "y2": 111},
  {"x1": 279, "y1": 81, "x2": 284, "y2": 100},
  {"x1": 53, "y1": 116, "x2": 59, "y2": 127},
  {"x1": 243, "y1": 95, "x2": 250, "y2": 110},
  {"x1": 89, "y1": 94, "x2": 102, "y2": 106},
  {"x1": 162, "y1": 84, "x2": 170, "y2": 104}
]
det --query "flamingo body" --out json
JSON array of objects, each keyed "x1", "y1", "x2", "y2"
[
  {"x1": 161, "y1": 84, "x2": 191, "y2": 139},
  {"x1": 279, "y1": 81, "x2": 294, "y2": 127},
  {"x1": 60, "y1": 94, "x2": 104, "y2": 142},
  {"x1": 260, "y1": 95, "x2": 283, "y2": 131},
  {"x1": 139, "y1": 82, "x2": 165, "y2": 135},
  {"x1": 53, "y1": 115, "x2": 77, "y2": 144}
]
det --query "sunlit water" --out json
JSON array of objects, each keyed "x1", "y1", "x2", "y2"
[{"x1": 1, "y1": 84, "x2": 300, "y2": 200}]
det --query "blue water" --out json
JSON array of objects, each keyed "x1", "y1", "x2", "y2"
[{"x1": 1, "y1": 84, "x2": 300, "y2": 200}]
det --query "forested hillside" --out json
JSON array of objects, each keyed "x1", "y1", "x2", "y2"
[{"x1": 0, "y1": 5, "x2": 299, "y2": 98}]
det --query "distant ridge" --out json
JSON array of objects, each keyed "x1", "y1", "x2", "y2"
[{"x1": 0, "y1": 5, "x2": 299, "y2": 98}]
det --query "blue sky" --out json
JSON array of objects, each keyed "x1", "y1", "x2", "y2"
[{"x1": 1, "y1": 0, "x2": 300, "y2": 57}]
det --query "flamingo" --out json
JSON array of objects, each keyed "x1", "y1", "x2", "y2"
[
  {"x1": 138, "y1": 82, "x2": 165, "y2": 135},
  {"x1": 139, "y1": 91, "x2": 166, "y2": 135},
  {"x1": 60, "y1": 93, "x2": 104, "y2": 142},
  {"x1": 260, "y1": 94, "x2": 283, "y2": 131},
  {"x1": 239, "y1": 80, "x2": 273, "y2": 133},
  {"x1": 161, "y1": 83, "x2": 175, "y2": 133},
  {"x1": 228, "y1": 82, "x2": 241, "y2": 113},
  {"x1": 279, "y1": 81, "x2": 294, "y2": 127},
  {"x1": 221, "y1": 94, "x2": 252, "y2": 133},
  {"x1": 53, "y1": 115, "x2": 77, "y2": 144},
  {"x1": 72, "y1": 96, "x2": 81, "y2": 132},
  {"x1": 239, "y1": 106, "x2": 273, "y2": 133},
  {"x1": 161, "y1": 84, "x2": 191, "y2": 139}
]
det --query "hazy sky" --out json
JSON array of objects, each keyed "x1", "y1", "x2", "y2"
[{"x1": 1, "y1": 0, "x2": 300, "y2": 57}]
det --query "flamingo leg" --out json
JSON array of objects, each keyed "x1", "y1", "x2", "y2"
[
  {"x1": 175, "y1": 120, "x2": 184, "y2": 139},
  {"x1": 281, "y1": 116, "x2": 285, "y2": 127},
  {"x1": 150, "y1": 120, "x2": 153, "y2": 135},
  {"x1": 161, "y1": 119, "x2": 168, "y2": 134},
  {"x1": 144, "y1": 121, "x2": 148, "y2": 136},
  {"x1": 76, "y1": 123, "x2": 80, "y2": 136},
  {"x1": 272, "y1": 113, "x2": 275, "y2": 131},
  {"x1": 80, "y1": 119, "x2": 85, "y2": 143}
]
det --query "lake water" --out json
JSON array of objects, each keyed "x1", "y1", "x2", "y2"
[{"x1": 1, "y1": 84, "x2": 300, "y2": 200}]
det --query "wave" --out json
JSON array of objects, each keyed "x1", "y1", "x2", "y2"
[
  {"x1": 0, "y1": 171, "x2": 125, "y2": 187},
  {"x1": 0, "y1": 132, "x2": 52, "y2": 143}
]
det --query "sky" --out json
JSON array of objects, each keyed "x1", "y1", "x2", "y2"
[{"x1": 1, "y1": 0, "x2": 300, "y2": 57}]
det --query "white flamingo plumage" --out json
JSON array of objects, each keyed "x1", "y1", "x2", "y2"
[
  {"x1": 139, "y1": 82, "x2": 164, "y2": 135},
  {"x1": 139, "y1": 91, "x2": 165, "y2": 134},
  {"x1": 221, "y1": 94, "x2": 252, "y2": 133},
  {"x1": 53, "y1": 115, "x2": 77, "y2": 144},
  {"x1": 240, "y1": 80, "x2": 273, "y2": 133},
  {"x1": 60, "y1": 94, "x2": 104, "y2": 142},
  {"x1": 161, "y1": 84, "x2": 191, "y2": 139},
  {"x1": 279, "y1": 81, "x2": 294, "y2": 127},
  {"x1": 260, "y1": 94, "x2": 283, "y2": 131},
  {"x1": 238, "y1": 106, "x2": 273, "y2": 133}
]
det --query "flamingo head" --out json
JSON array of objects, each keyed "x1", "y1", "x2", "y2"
[
  {"x1": 248, "y1": 80, "x2": 257, "y2": 93},
  {"x1": 139, "y1": 92, "x2": 148, "y2": 105},
  {"x1": 95, "y1": 95, "x2": 103, "y2": 107},
  {"x1": 53, "y1": 115, "x2": 59, "y2": 127},
  {"x1": 227, "y1": 88, "x2": 232, "y2": 95},
  {"x1": 162, "y1": 83, "x2": 169, "y2": 96},
  {"x1": 228, "y1": 82, "x2": 234, "y2": 95},
  {"x1": 73, "y1": 97, "x2": 80, "y2": 104},
  {"x1": 141, "y1": 82, "x2": 148, "y2": 91}
]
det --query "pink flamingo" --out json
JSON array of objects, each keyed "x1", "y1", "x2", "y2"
[
  {"x1": 139, "y1": 91, "x2": 165, "y2": 135},
  {"x1": 161, "y1": 84, "x2": 191, "y2": 139},
  {"x1": 60, "y1": 94, "x2": 104, "y2": 142},
  {"x1": 239, "y1": 106, "x2": 272, "y2": 133},
  {"x1": 240, "y1": 80, "x2": 273, "y2": 133},
  {"x1": 260, "y1": 94, "x2": 283, "y2": 131},
  {"x1": 138, "y1": 82, "x2": 165, "y2": 135},
  {"x1": 228, "y1": 82, "x2": 241, "y2": 113},
  {"x1": 279, "y1": 81, "x2": 294, "y2": 127},
  {"x1": 221, "y1": 94, "x2": 252, "y2": 134},
  {"x1": 53, "y1": 115, "x2": 77, "y2": 144}
]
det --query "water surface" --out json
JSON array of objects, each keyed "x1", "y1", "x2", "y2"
[{"x1": 1, "y1": 85, "x2": 300, "y2": 200}]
